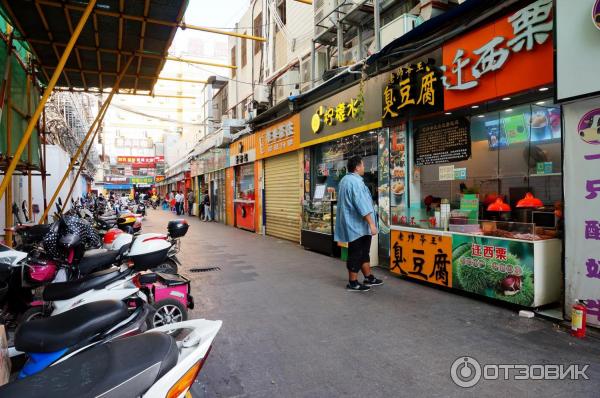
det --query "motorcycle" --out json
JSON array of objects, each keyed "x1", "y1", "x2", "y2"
[
  {"x1": 7, "y1": 299, "x2": 151, "y2": 378},
  {"x1": 0, "y1": 318, "x2": 222, "y2": 397}
]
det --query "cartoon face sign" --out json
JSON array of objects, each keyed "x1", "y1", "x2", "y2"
[
  {"x1": 578, "y1": 108, "x2": 600, "y2": 145},
  {"x1": 594, "y1": 0, "x2": 600, "y2": 30}
]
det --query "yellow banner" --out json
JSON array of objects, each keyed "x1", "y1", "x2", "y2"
[{"x1": 390, "y1": 230, "x2": 452, "y2": 287}]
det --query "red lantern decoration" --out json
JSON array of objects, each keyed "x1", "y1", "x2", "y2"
[
  {"x1": 516, "y1": 192, "x2": 543, "y2": 208},
  {"x1": 487, "y1": 197, "x2": 511, "y2": 212}
]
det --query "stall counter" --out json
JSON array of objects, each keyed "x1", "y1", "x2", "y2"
[{"x1": 390, "y1": 226, "x2": 561, "y2": 308}]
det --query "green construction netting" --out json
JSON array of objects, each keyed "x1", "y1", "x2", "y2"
[{"x1": 0, "y1": 8, "x2": 41, "y2": 168}]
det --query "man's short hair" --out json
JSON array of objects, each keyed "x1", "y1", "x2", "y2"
[{"x1": 347, "y1": 156, "x2": 363, "y2": 173}]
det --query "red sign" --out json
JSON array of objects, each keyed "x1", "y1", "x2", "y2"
[
  {"x1": 155, "y1": 175, "x2": 165, "y2": 183},
  {"x1": 442, "y1": 0, "x2": 553, "y2": 110},
  {"x1": 117, "y1": 156, "x2": 165, "y2": 164}
]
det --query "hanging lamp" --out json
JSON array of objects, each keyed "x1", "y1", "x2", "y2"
[
  {"x1": 487, "y1": 197, "x2": 511, "y2": 212},
  {"x1": 516, "y1": 192, "x2": 543, "y2": 208}
]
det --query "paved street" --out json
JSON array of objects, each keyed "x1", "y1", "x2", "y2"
[{"x1": 143, "y1": 209, "x2": 600, "y2": 397}]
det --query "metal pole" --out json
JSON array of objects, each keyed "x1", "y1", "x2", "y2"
[
  {"x1": 337, "y1": 21, "x2": 343, "y2": 68},
  {"x1": 0, "y1": 0, "x2": 97, "y2": 205},
  {"x1": 374, "y1": 0, "x2": 381, "y2": 52},
  {"x1": 158, "y1": 77, "x2": 207, "y2": 84},
  {"x1": 41, "y1": 108, "x2": 47, "y2": 222},
  {"x1": 310, "y1": 40, "x2": 316, "y2": 89},
  {"x1": 39, "y1": 54, "x2": 132, "y2": 223},
  {"x1": 3, "y1": 48, "x2": 12, "y2": 246},
  {"x1": 26, "y1": 66, "x2": 32, "y2": 218},
  {"x1": 166, "y1": 56, "x2": 236, "y2": 70}
]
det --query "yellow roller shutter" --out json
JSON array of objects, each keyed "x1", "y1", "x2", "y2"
[{"x1": 264, "y1": 150, "x2": 302, "y2": 242}]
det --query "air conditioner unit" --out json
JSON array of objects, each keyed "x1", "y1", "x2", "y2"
[
  {"x1": 253, "y1": 84, "x2": 270, "y2": 104},
  {"x1": 380, "y1": 13, "x2": 423, "y2": 48}
]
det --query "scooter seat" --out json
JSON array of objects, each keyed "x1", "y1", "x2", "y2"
[
  {"x1": 78, "y1": 249, "x2": 120, "y2": 275},
  {"x1": 43, "y1": 267, "x2": 123, "y2": 301},
  {"x1": 0, "y1": 332, "x2": 178, "y2": 398},
  {"x1": 18, "y1": 223, "x2": 51, "y2": 241},
  {"x1": 14, "y1": 300, "x2": 129, "y2": 353}
]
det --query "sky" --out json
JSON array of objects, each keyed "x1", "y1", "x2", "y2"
[{"x1": 172, "y1": 0, "x2": 251, "y2": 54}]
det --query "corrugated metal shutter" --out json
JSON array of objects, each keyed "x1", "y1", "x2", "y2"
[{"x1": 265, "y1": 151, "x2": 302, "y2": 242}]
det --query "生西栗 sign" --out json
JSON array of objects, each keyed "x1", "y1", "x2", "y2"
[{"x1": 442, "y1": 0, "x2": 554, "y2": 110}]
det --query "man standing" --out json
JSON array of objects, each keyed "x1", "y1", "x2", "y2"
[
  {"x1": 335, "y1": 156, "x2": 383, "y2": 291},
  {"x1": 201, "y1": 191, "x2": 211, "y2": 222},
  {"x1": 187, "y1": 190, "x2": 195, "y2": 216},
  {"x1": 176, "y1": 191, "x2": 184, "y2": 215}
]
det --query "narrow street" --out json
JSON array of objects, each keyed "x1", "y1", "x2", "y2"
[{"x1": 143, "y1": 209, "x2": 600, "y2": 398}]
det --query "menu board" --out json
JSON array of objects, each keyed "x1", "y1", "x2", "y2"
[{"x1": 414, "y1": 118, "x2": 471, "y2": 166}]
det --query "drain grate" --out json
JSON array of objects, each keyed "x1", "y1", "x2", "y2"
[{"x1": 189, "y1": 266, "x2": 221, "y2": 273}]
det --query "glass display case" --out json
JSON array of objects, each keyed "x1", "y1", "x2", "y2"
[{"x1": 301, "y1": 200, "x2": 339, "y2": 256}]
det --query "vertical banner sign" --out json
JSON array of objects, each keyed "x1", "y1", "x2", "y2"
[
  {"x1": 564, "y1": 97, "x2": 600, "y2": 326},
  {"x1": 390, "y1": 230, "x2": 453, "y2": 287}
]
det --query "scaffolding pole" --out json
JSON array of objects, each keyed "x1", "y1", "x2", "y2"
[
  {"x1": 39, "y1": 55, "x2": 133, "y2": 224},
  {"x1": 3, "y1": 36, "x2": 13, "y2": 246},
  {"x1": 0, "y1": 0, "x2": 97, "y2": 212}
]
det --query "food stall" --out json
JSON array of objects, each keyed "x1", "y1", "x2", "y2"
[{"x1": 386, "y1": 1, "x2": 562, "y2": 307}]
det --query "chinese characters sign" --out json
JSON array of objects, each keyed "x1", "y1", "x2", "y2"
[
  {"x1": 311, "y1": 96, "x2": 364, "y2": 134},
  {"x1": 564, "y1": 98, "x2": 600, "y2": 326},
  {"x1": 256, "y1": 115, "x2": 300, "y2": 159},
  {"x1": 414, "y1": 118, "x2": 471, "y2": 166},
  {"x1": 382, "y1": 60, "x2": 443, "y2": 120},
  {"x1": 390, "y1": 230, "x2": 453, "y2": 287},
  {"x1": 130, "y1": 176, "x2": 154, "y2": 185},
  {"x1": 155, "y1": 175, "x2": 165, "y2": 183},
  {"x1": 452, "y1": 235, "x2": 535, "y2": 307},
  {"x1": 442, "y1": 0, "x2": 553, "y2": 110},
  {"x1": 116, "y1": 156, "x2": 164, "y2": 164}
]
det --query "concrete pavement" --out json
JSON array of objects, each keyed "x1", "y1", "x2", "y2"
[{"x1": 143, "y1": 209, "x2": 600, "y2": 398}]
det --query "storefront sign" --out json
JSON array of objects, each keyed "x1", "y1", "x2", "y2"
[
  {"x1": 230, "y1": 135, "x2": 256, "y2": 166},
  {"x1": 564, "y1": 97, "x2": 600, "y2": 326},
  {"x1": 442, "y1": 0, "x2": 553, "y2": 110},
  {"x1": 382, "y1": 60, "x2": 443, "y2": 120},
  {"x1": 117, "y1": 156, "x2": 164, "y2": 164},
  {"x1": 414, "y1": 118, "x2": 471, "y2": 166},
  {"x1": 556, "y1": 0, "x2": 600, "y2": 101},
  {"x1": 105, "y1": 175, "x2": 127, "y2": 183},
  {"x1": 130, "y1": 176, "x2": 154, "y2": 185},
  {"x1": 390, "y1": 230, "x2": 453, "y2": 287},
  {"x1": 452, "y1": 235, "x2": 534, "y2": 307},
  {"x1": 256, "y1": 114, "x2": 300, "y2": 159},
  {"x1": 299, "y1": 75, "x2": 385, "y2": 146},
  {"x1": 155, "y1": 175, "x2": 165, "y2": 183}
]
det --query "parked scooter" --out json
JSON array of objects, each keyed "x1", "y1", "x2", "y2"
[
  {"x1": 7, "y1": 299, "x2": 151, "y2": 378},
  {"x1": 0, "y1": 318, "x2": 222, "y2": 397}
]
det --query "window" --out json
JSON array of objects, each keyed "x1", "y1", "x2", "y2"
[
  {"x1": 231, "y1": 46, "x2": 237, "y2": 78},
  {"x1": 277, "y1": 0, "x2": 286, "y2": 25},
  {"x1": 254, "y1": 13, "x2": 262, "y2": 54},
  {"x1": 241, "y1": 33, "x2": 247, "y2": 67}
]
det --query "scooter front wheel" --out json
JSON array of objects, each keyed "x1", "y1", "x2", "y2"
[{"x1": 150, "y1": 298, "x2": 188, "y2": 336}]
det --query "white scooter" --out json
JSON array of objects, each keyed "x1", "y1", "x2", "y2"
[{"x1": 0, "y1": 318, "x2": 223, "y2": 398}]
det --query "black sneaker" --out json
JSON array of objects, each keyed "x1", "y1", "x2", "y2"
[
  {"x1": 346, "y1": 282, "x2": 371, "y2": 292},
  {"x1": 363, "y1": 275, "x2": 383, "y2": 286}
]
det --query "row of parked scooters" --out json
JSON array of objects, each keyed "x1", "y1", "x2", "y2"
[{"x1": 0, "y1": 196, "x2": 222, "y2": 397}]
